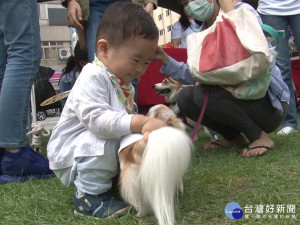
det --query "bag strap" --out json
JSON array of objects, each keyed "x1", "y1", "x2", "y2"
[
  {"x1": 191, "y1": 87, "x2": 210, "y2": 142},
  {"x1": 261, "y1": 24, "x2": 285, "y2": 47}
]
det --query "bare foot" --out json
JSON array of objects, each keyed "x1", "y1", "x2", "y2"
[
  {"x1": 240, "y1": 131, "x2": 274, "y2": 157},
  {"x1": 202, "y1": 134, "x2": 247, "y2": 149}
]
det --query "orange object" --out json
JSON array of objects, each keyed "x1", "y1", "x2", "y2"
[{"x1": 162, "y1": 43, "x2": 174, "y2": 48}]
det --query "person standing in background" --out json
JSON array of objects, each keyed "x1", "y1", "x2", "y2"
[
  {"x1": 258, "y1": 0, "x2": 300, "y2": 135},
  {"x1": 0, "y1": 0, "x2": 54, "y2": 184},
  {"x1": 62, "y1": 0, "x2": 157, "y2": 104},
  {"x1": 62, "y1": 0, "x2": 157, "y2": 62},
  {"x1": 171, "y1": 0, "x2": 202, "y2": 48}
]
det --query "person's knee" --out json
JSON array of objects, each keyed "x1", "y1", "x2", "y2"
[{"x1": 177, "y1": 87, "x2": 193, "y2": 113}]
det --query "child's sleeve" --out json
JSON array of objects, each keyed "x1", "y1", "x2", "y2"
[{"x1": 72, "y1": 66, "x2": 133, "y2": 139}]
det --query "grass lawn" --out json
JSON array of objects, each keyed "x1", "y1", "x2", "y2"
[{"x1": 1, "y1": 123, "x2": 299, "y2": 225}]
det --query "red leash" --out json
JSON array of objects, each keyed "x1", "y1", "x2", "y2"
[{"x1": 191, "y1": 87, "x2": 210, "y2": 142}]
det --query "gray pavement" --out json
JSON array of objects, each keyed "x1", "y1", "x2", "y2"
[{"x1": 37, "y1": 116, "x2": 60, "y2": 130}]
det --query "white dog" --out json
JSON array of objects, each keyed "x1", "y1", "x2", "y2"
[{"x1": 118, "y1": 104, "x2": 193, "y2": 225}]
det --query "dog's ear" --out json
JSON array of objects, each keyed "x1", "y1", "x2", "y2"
[
  {"x1": 119, "y1": 139, "x2": 147, "y2": 165},
  {"x1": 119, "y1": 143, "x2": 136, "y2": 164},
  {"x1": 165, "y1": 117, "x2": 186, "y2": 131},
  {"x1": 132, "y1": 139, "x2": 147, "y2": 164}
]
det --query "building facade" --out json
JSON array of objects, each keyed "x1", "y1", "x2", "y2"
[
  {"x1": 153, "y1": 7, "x2": 180, "y2": 46},
  {"x1": 39, "y1": 1, "x2": 71, "y2": 71},
  {"x1": 38, "y1": 2, "x2": 180, "y2": 70}
]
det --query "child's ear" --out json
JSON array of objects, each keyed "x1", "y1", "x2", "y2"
[{"x1": 97, "y1": 39, "x2": 109, "y2": 57}]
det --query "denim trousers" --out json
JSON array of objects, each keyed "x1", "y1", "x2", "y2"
[
  {"x1": 0, "y1": 0, "x2": 41, "y2": 148},
  {"x1": 85, "y1": 0, "x2": 130, "y2": 62},
  {"x1": 260, "y1": 14, "x2": 300, "y2": 130}
]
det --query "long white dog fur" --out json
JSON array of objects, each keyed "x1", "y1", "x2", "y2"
[{"x1": 119, "y1": 104, "x2": 193, "y2": 225}]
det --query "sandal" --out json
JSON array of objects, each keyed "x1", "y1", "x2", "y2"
[{"x1": 240, "y1": 145, "x2": 271, "y2": 157}]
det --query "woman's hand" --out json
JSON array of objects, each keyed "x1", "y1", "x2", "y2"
[
  {"x1": 171, "y1": 38, "x2": 181, "y2": 48},
  {"x1": 218, "y1": 0, "x2": 235, "y2": 13},
  {"x1": 144, "y1": 2, "x2": 154, "y2": 17},
  {"x1": 67, "y1": 0, "x2": 84, "y2": 30},
  {"x1": 153, "y1": 46, "x2": 170, "y2": 65}
]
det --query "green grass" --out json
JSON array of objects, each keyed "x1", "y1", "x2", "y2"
[{"x1": 1, "y1": 127, "x2": 299, "y2": 225}]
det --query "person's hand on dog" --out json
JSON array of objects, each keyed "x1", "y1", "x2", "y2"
[
  {"x1": 143, "y1": 131, "x2": 151, "y2": 143},
  {"x1": 67, "y1": 0, "x2": 84, "y2": 30},
  {"x1": 142, "y1": 117, "x2": 166, "y2": 142},
  {"x1": 153, "y1": 46, "x2": 170, "y2": 66},
  {"x1": 131, "y1": 115, "x2": 166, "y2": 142}
]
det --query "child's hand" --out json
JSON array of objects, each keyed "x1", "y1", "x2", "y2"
[
  {"x1": 153, "y1": 46, "x2": 170, "y2": 65},
  {"x1": 143, "y1": 131, "x2": 151, "y2": 143},
  {"x1": 141, "y1": 117, "x2": 166, "y2": 135},
  {"x1": 141, "y1": 118, "x2": 166, "y2": 142},
  {"x1": 131, "y1": 115, "x2": 166, "y2": 138}
]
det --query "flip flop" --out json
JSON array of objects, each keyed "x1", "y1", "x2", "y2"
[{"x1": 240, "y1": 145, "x2": 271, "y2": 157}]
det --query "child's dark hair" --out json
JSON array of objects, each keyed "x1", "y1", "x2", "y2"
[{"x1": 96, "y1": 2, "x2": 159, "y2": 47}]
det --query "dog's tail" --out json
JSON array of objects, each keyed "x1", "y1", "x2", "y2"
[{"x1": 140, "y1": 127, "x2": 192, "y2": 225}]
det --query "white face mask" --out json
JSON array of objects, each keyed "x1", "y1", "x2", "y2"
[{"x1": 186, "y1": 0, "x2": 214, "y2": 21}]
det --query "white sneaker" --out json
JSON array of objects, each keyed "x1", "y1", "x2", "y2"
[{"x1": 277, "y1": 127, "x2": 298, "y2": 136}]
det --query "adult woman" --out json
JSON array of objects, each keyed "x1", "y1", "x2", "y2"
[
  {"x1": 154, "y1": 0, "x2": 290, "y2": 157},
  {"x1": 171, "y1": 0, "x2": 202, "y2": 48}
]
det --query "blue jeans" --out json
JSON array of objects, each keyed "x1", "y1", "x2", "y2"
[
  {"x1": 85, "y1": 0, "x2": 130, "y2": 62},
  {"x1": 260, "y1": 14, "x2": 300, "y2": 130},
  {"x1": 0, "y1": 0, "x2": 41, "y2": 148}
]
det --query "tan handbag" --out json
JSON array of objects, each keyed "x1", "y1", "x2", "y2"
[{"x1": 186, "y1": 8, "x2": 275, "y2": 86}]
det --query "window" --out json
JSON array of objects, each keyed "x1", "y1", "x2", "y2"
[
  {"x1": 41, "y1": 41, "x2": 67, "y2": 60},
  {"x1": 159, "y1": 29, "x2": 165, "y2": 36},
  {"x1": 48, "y1": 8, "x2": 68, "y2": 26},
  {"x1": 43, "y1": 47, "x2": 58, "y2": 60},
  {"x1": 166, "y1": 10, "x2": 171, "y2": 16},
  {"x1": 158, "y1": 14, "x2": 163, "y2": 21},
  {"x1": 167, "y1": 25, "x2": 172, "y2": 32}
]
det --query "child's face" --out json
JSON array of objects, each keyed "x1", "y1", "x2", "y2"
[{"x1": 99, "y1": 36, "x2": 158, "y2": 85}]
